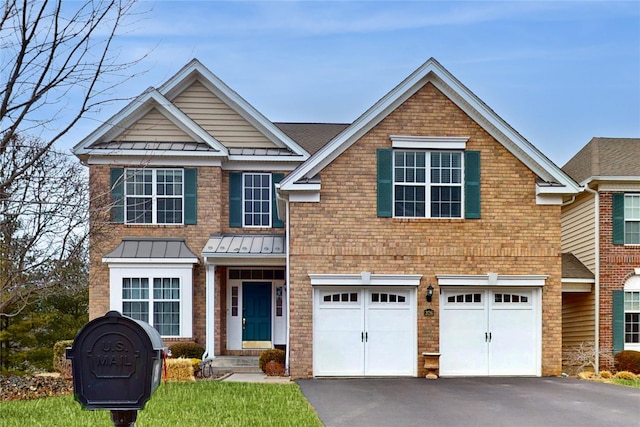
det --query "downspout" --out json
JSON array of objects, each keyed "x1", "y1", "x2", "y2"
[
  {"x1": 584, "y1": 185, "x2": 599, "y2": 372},
  {"x1": 285, "y1": 198, "x2": 291, "y2": 374}
]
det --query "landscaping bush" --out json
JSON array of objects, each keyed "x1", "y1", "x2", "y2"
[
  {"x1": 264, "y1": 360, "x2": 286, "y2": 376},
  {"x1": 614, "y1": 350, "x2": 640, "y2": 374},
  {"x1": 52, "y1": 340, "x2": 74, "y2": 379},
  {"x1": 169, "y1": 342, "x2": 204, "y2": 359},
  {"x1": 613, "y1": 370, "x2": 637, "y2": 380},
  {"x1": 259, "y1": 349, "x2": 285, "y2": 373},
  {"x1": 599, "y1": 370, "x2": 613, "y2": 379}
]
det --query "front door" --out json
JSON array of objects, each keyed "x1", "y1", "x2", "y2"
[{"x1": 242, "y1": 282, "x2": 272, "y2": 348}]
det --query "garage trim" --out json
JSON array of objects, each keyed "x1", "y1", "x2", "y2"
[
  {"x1": 437, "y1": 273, "x2": 547, "y2": 287},
  {"x1": 309, "y1": 272, "x2": 422, "y2": 286}
]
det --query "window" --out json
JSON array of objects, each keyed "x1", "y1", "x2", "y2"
[
  {"x1": 625, "y1": 290, "x2": 640, "y2": 344},
  {"x1": 378, "y1": 148, "x2": 479, "y2": 219},
  {"x1": 229, "y1": 173, "x2": 284, "y2": 228},
  {"x1": 243, "y1": 173, "x2": 272, "y2": 227},
  {"x1": 624, "y1": 194, "x2": 640, "y2": 244},
  {"x1": 124, "y1": 169, "x2": 184, "y2": 224},
  {"x1": 121, "y1": 276, "x2": 181, "y2": 336},
  {"x1": 394, "y1": 151, "x2": 462, "y2": 218},
  {"x1": 110, "y1": 266, "x2": 193, "y2": 338}
]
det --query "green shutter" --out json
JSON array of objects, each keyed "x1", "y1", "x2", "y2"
[
  {"x1": 229, "y1": 172, "x2": 243, "y2": 228},
  {"x1": 613, "y1": 290, "x2": 625, "y2": 354},
  {"x1": 377, "y1": 148, "x2": 393, "y2": 217},
  {"x1": 272, "y1": 173, "x2": 284, "y2": 228},
  {"x1": 110, "y1": 168, "x2": 124, "y2": 223},
  {"x1": 612, "y1": 193, "x2": 625, "y2": 245},
  {"x1": 184, "y1": 168, "x2": 197, "y2": 225},
  {"x1": 465, "y1": 151, "x2": 481, "y2": 219}
]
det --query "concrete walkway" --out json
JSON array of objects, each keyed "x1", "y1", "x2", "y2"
[
  {"x1": 297, "y1": 377, "x2": 640, "y2": 427},
  {"x1": 220, "y1": 373, "x2": 291, "y2": 384}
]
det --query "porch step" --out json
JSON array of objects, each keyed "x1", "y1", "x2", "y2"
[{"x1": 200, "y1": 356, "x2": 262, "y2": 378}]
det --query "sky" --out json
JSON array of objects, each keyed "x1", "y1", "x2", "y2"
[{"x1": 60, "y1": 0, "x2": 640, "y2": 167}]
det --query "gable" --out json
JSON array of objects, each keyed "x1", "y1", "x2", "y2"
[
  {"x1": 279, "y1": 58, "x2": 580, "y2": 204},
  {"x1": 173, "y1": 81, "x2": 276, "y2": 148},
  {"x1": 116, "y1": 107, "x2": 194, "y2": 142}
]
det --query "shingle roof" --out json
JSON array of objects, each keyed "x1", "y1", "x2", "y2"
[
  {"x1": 561, "y1": 253, "x2": 594, "y2": 280},
  {"x1": 562, "y1": 137, "x2": 640, "y2": 183},
  {"x1": 103, "y1": 237, "x2": 199, "y2": 261},
  {"x1": 275, "y1": 123, "x2": 350, "y2": 155}
]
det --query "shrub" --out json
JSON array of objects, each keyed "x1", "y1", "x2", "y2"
[
  {"x1": 578, "y1": 371, "x2": 596, "y2": 380},
  {"x1": 52, "y1": 340, "x2": 74, "y2": 379},
  {"x1": 599, "y1": 370, "x2": 612, "y2": 379},
  {"x1": 259, "y1": 349, "x2": 285, "y2": 373},
  {"x1": 614, "y1": 350, "x2": 640, "y2": 374},
  {"x1": 264, "y1": 361, "x2": 286, "y2": 376},
  {"x1": 169, "y1": 342, "x2": 204, "y2": 359},
  {"x1": 614, "y1": 370, "x2": 637, "y2": 380}
]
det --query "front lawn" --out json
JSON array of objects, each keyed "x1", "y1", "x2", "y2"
[{"x1": 0, "y1": 381, "x2": 323, "y2": 427}]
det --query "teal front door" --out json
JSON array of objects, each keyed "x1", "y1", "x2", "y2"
[{"x1": 242, "y1": 282, "x2": 272, "y2": 348}]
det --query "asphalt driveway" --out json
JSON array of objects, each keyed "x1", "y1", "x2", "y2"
[{"x1": 296, "y1": 377, "x2": 640, "y2": 427}]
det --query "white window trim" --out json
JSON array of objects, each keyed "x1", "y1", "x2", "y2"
[
  {"x1": 390, "y1": 135, "x2": 468, "y2": 149},
  {"x1": 108, "y1": 263, "x2": 193, "y2": 338},
  {"x1": 309, "y1": 272, "x2": 422, "y2": 287},
  {"x1": 242, "y1": 172, "x2": 272, "y2": 228},
  {"x1": 392, "y1": 150, "x2": 464, "y2": 219},
  {"x1": 624, "y1": 275, "x2": 640, "y2": 351},
  {"x1": 124, "y1": 168, "x2": 184, "y2": 225},
  {"x1": 624, "y1": 194, "x2": 640, "y2": 246}
]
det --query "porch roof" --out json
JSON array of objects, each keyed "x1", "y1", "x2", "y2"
[
  {"x1": 102, "y1": 237, "x2": 199, "y2": 263},
  {"x1": 202, "y1": 234, "x2": 286, "y2": 260}
]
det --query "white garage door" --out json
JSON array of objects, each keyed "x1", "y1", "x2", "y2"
[
  {"x1": 439, "y1": 288, "x2": 540, "y2": 376},
  {"x1": 314, "y1": 287, "x2": 416, "y2": 376}
]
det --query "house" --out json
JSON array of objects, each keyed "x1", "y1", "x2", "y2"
[
  {"x1": 73, "y1": 58, "x2": 580, "y2": 378},
  {"x1": 561, "y1": 138, "x2": 640, "y2": 370}
]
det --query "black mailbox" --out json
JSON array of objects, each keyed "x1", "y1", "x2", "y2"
[{"x1": 66, "y1": 310, "x2": 164, "y2": 411}]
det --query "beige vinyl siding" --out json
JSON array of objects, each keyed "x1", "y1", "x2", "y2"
[
  {"x1": 117, "y1": 108, "x2": 194, "y2": 142},
  {"x1": 173, "y1": 81, "x2": 276, "y2": 148},
  {"x1": 561, "y1": 193, "x2": 596, "y2": 272},
  {"x1": 562, "y1": 292, "x2": 596, "y2": 369}
]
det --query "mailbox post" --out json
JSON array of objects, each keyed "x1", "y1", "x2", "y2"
[{"x1": 66, "y1": 311, "x2": 165, "y2": 426}]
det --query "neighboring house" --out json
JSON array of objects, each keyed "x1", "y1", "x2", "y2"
[
  {"x1": 561, "y1": 138, "x2": 640, "y2": 369},
  {"x1": 73, "y1": 58, "x2": 581, "y2": 378}
]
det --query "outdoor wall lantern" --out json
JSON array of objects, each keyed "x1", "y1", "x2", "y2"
[{"x1": 426, "y1": 285, "x2": 434, "y2": 303}]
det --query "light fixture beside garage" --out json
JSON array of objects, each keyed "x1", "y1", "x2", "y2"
[{"x1": 426, "y1": 285, "x2": 434, "y2": 303}]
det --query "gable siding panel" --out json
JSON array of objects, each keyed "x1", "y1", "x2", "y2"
[
  {"x1": 117, "y1": 108, "x2": 194, "y2": 142},
  {"x1": 561, "y1": 194, "x2": 596, "y2": 272},
  {"x1": 173, "y1": 81, "x2": 276, "y2": 148}
]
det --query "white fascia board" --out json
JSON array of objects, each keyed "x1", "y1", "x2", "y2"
[
  {"x1": 85, "y1": 155, "x2": 223, "y2": 167},
  {"x1": 437, "y1": 274, "x2": 548, "y2": 287},
  {"x1": 226, "y1": 155, "x2": 306, "y2": 164},
  {"x1": 309, "y1": 273, "x2": 422, "y2": 286},
  {"x1": 159, "y1": 60, "x2": 309, "y2": 159},
  {"x1": 223, "y1": 161, "x2": 300, "y2": 171},
  {"x1": 562, "y1": 278, "x2": 595, "y2": 284},
  {"x1": 103, "y1": 258, "x2": 199, "y2": 265},
  {"x1": 596, "y1": 182, "x2": 640, "y2": 192},
  {"x1": 391, "y1": 135, "x2": 468, "y2": 149}
]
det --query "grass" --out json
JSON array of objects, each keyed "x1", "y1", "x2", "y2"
[
  {"x1": 0, "y1": 381, "x2": 323, "y2": 427},
  {"x1": 605, "y1": 378, "x2": 640, "y2": 388}
]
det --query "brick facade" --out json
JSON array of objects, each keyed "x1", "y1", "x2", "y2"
[
  {"x1": 288, "y1": 83, "x2": 563, "y2": 378},
  {"x1": 598, "y1": 192, "x2": 640, "y2": 368}
]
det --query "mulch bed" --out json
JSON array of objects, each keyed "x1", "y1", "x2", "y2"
[{"x1": 0, "y1": 375, "x2": 73, "y2": 401}]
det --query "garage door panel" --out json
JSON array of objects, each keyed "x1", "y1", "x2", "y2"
[
  {"x1": 440, "y1": 294, "x2": 488, "y2": 376},
  {"x1": 314, "y1": 287, "x2": 416, "y2": 377},
  {"x1": 440, "y1": 288, "x2": 540, "y2": 377}
]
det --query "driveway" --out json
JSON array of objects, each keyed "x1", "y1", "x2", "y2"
[{"x1": 297, "y1": 377, "x2": 640, "y2": 427}]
